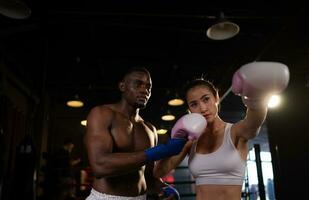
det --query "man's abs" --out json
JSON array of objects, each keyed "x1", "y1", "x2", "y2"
[{"x1": 92, "y1": 170, "x2": 147, "y2": 196}]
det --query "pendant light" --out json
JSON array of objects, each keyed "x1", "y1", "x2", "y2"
[
  {"x1": 0, "y1": 0, "x2": 31, "y2": 19},
  {"x1": 66, "y1": 94, "x2": 84, "y2": 108},
  {"x1": 206, "y1": 12, "x2": 239, "y2": 40}
]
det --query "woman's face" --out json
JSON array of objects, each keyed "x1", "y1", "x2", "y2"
[{"x1": 186, "y1": 85, "x2": 219, "y2": 123}]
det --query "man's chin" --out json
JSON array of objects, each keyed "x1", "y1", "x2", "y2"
[{"x1": 135, "y1": 102, "x2": 147, "y2": 109}]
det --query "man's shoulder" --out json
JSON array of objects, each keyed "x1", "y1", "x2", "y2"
[
  {"x1": 89, "y1": 104, "x2": 116, "y2": 115},
  {"x1": 87, "y1": 104, "x2": 117, "y2": 122},
  {"x1": 143, "y1": 121, "x2": 156, "y2": 133}
]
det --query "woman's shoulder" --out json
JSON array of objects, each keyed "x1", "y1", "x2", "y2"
[{"x1": 215, "y1": 118, "x2": 232, "y2": 131}]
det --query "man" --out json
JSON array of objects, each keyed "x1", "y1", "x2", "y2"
[{"x1": 84, "y1": 67, "x2": 187, "y2": 200}]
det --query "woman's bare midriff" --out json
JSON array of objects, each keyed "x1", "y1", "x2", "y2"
[{"x1": 195, "y1": 184, "x2": 242, "y2": 200}]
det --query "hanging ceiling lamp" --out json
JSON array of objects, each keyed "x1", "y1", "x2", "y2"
[
  {"x1": 161, "y1": 110, "x2": 175, "y2": 121},
  {"x1": 206, "y1": 12, "x2": 239, "y2": 40},
  {"x1": 80, "y1": 120, "x2": 87, "y2": 126},
  {"x1": 168, "y1": 98, "x2": 184, "y2": 106},
  {"x1": 0, "y1": 0, "x2": 31, "y2": 19},
  {"x1": 66, "y1": 94, "x2": 84, "y2": 108},
  {"x1": 168, "y1": 93, "x2": 184, "y2": 106},
  {"x1": 157, "y1": 128, "x2": 168, "y2": 135}
]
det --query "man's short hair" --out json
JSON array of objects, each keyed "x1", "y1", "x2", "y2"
[{"x1": 120, "y1": 66, "x2": 151, "y2": 81}]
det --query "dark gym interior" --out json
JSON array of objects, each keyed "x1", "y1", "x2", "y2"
[{"x1": 1, "y1": 1, "x2": 309, "y2": 200}]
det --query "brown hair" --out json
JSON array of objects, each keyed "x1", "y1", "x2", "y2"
[{"x1": 182, "y1": 78, "x2": 220, "y2": 111}]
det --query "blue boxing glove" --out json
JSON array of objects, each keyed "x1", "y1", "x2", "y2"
[
  {"x1": 145, "y1": 138, "x2": 186, "y2": 162},
  {"x1": 160, "y1": 185, "x2": 180, "y2": 200}
]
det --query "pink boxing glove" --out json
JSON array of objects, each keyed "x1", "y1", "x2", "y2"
[
  {"x1": 171, "y1": 113, "x2": 207, "y2": 140},
  {"x1": 232, "y1": 61, "x2": 290, "y2": 109}
]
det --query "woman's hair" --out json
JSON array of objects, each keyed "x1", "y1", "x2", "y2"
[
  {"x1": 182, "y1": 78, "x2": 221, "y2": 112},
  {"x1": 183, "y1": 78, "x2": 219, "y2": 100}
]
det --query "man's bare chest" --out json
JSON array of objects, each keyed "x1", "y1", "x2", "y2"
[{"x1": 111, "y1": 119, "x2": 155, "y2": 152}]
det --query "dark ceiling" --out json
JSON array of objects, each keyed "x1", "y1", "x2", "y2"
[{"x1": 1, "y1": 0, "x2": 309, "y2": 136}]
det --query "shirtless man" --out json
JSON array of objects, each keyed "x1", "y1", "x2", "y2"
[{"x1": 84, "y1": 67, "x2": 188, "y2": 200}]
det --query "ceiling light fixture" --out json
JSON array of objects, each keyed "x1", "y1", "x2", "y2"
[
  {"x1": 0, "y1": 0, "x2": 31, "y2": 19},
  {"x1": 81, "y1": 120, "x2": 87, "y2": 126},
  {"x1": 206, "y1": 12, "x2": 239, "y2": 40},
  {"x1": 161, "y1": 110, "x2": 175, "y2": 121},
  {"x1": 67, "y1": 94, "x2": 84, "y2": 108},
  {"x1": 157, "y1": 128, "x2": 168, "y2": 135},
  {"x1": 168, "y1": 92, "x2": 184, "y2": 106},
  {"x1": 168, "y1": 98, "x2": 184, "y2": 106}
]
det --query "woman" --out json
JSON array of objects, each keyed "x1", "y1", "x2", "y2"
[{"x1": 154, "y1": 62, "x2": 289, "y2": 200}]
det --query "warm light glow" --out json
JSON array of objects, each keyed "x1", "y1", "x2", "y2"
[
  {"x1": 161, "y1": 114, "x2": 175, "y2": 121},
  {"x1": 207, "y1": 21, "x2": 239, "y2": 40},
  {"x1": 168, "y1": 98, "x2": 184, "y2": 106},
  {"x1": 268, "y1": 95, "x2": 281, "y2": 108},
  {"x1": 157, "y1": 129, "x2": 168, "y2": 134},
  {"x1": 81, "y1": 120, "x2": 87, "y2": 126},
  {"x1": 67, "y1": 100, "x2": 84, "y2": 108}
]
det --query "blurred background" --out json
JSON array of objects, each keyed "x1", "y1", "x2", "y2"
[{"x1": 1, "y1": 0, "x2": 309, "y2": 200}]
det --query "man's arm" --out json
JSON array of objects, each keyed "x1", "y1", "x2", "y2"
[
  {"x1": 146, "y1": 157, "x2": 181, "y2": 200},
  {"x1": 153, "y1": 113, "x2": 204, "y2": 178},
  {"x1": 146, "y1": 125, "x2": 185, "y2": 200},
  {"x1": 153, "y1": 140, "x2": 193, "y2": 178},
  {"x1": 84, "y1": 106, "x2": 147, "y2": 178}
]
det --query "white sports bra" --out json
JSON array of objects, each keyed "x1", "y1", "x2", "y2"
[{"x1": 188, "y1": 123, "x2": 246, "y2": 185}]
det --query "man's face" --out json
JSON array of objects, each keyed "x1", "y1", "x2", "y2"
[{"x1": 120, "y1": 71, "x2": 152, "y2": 109}]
